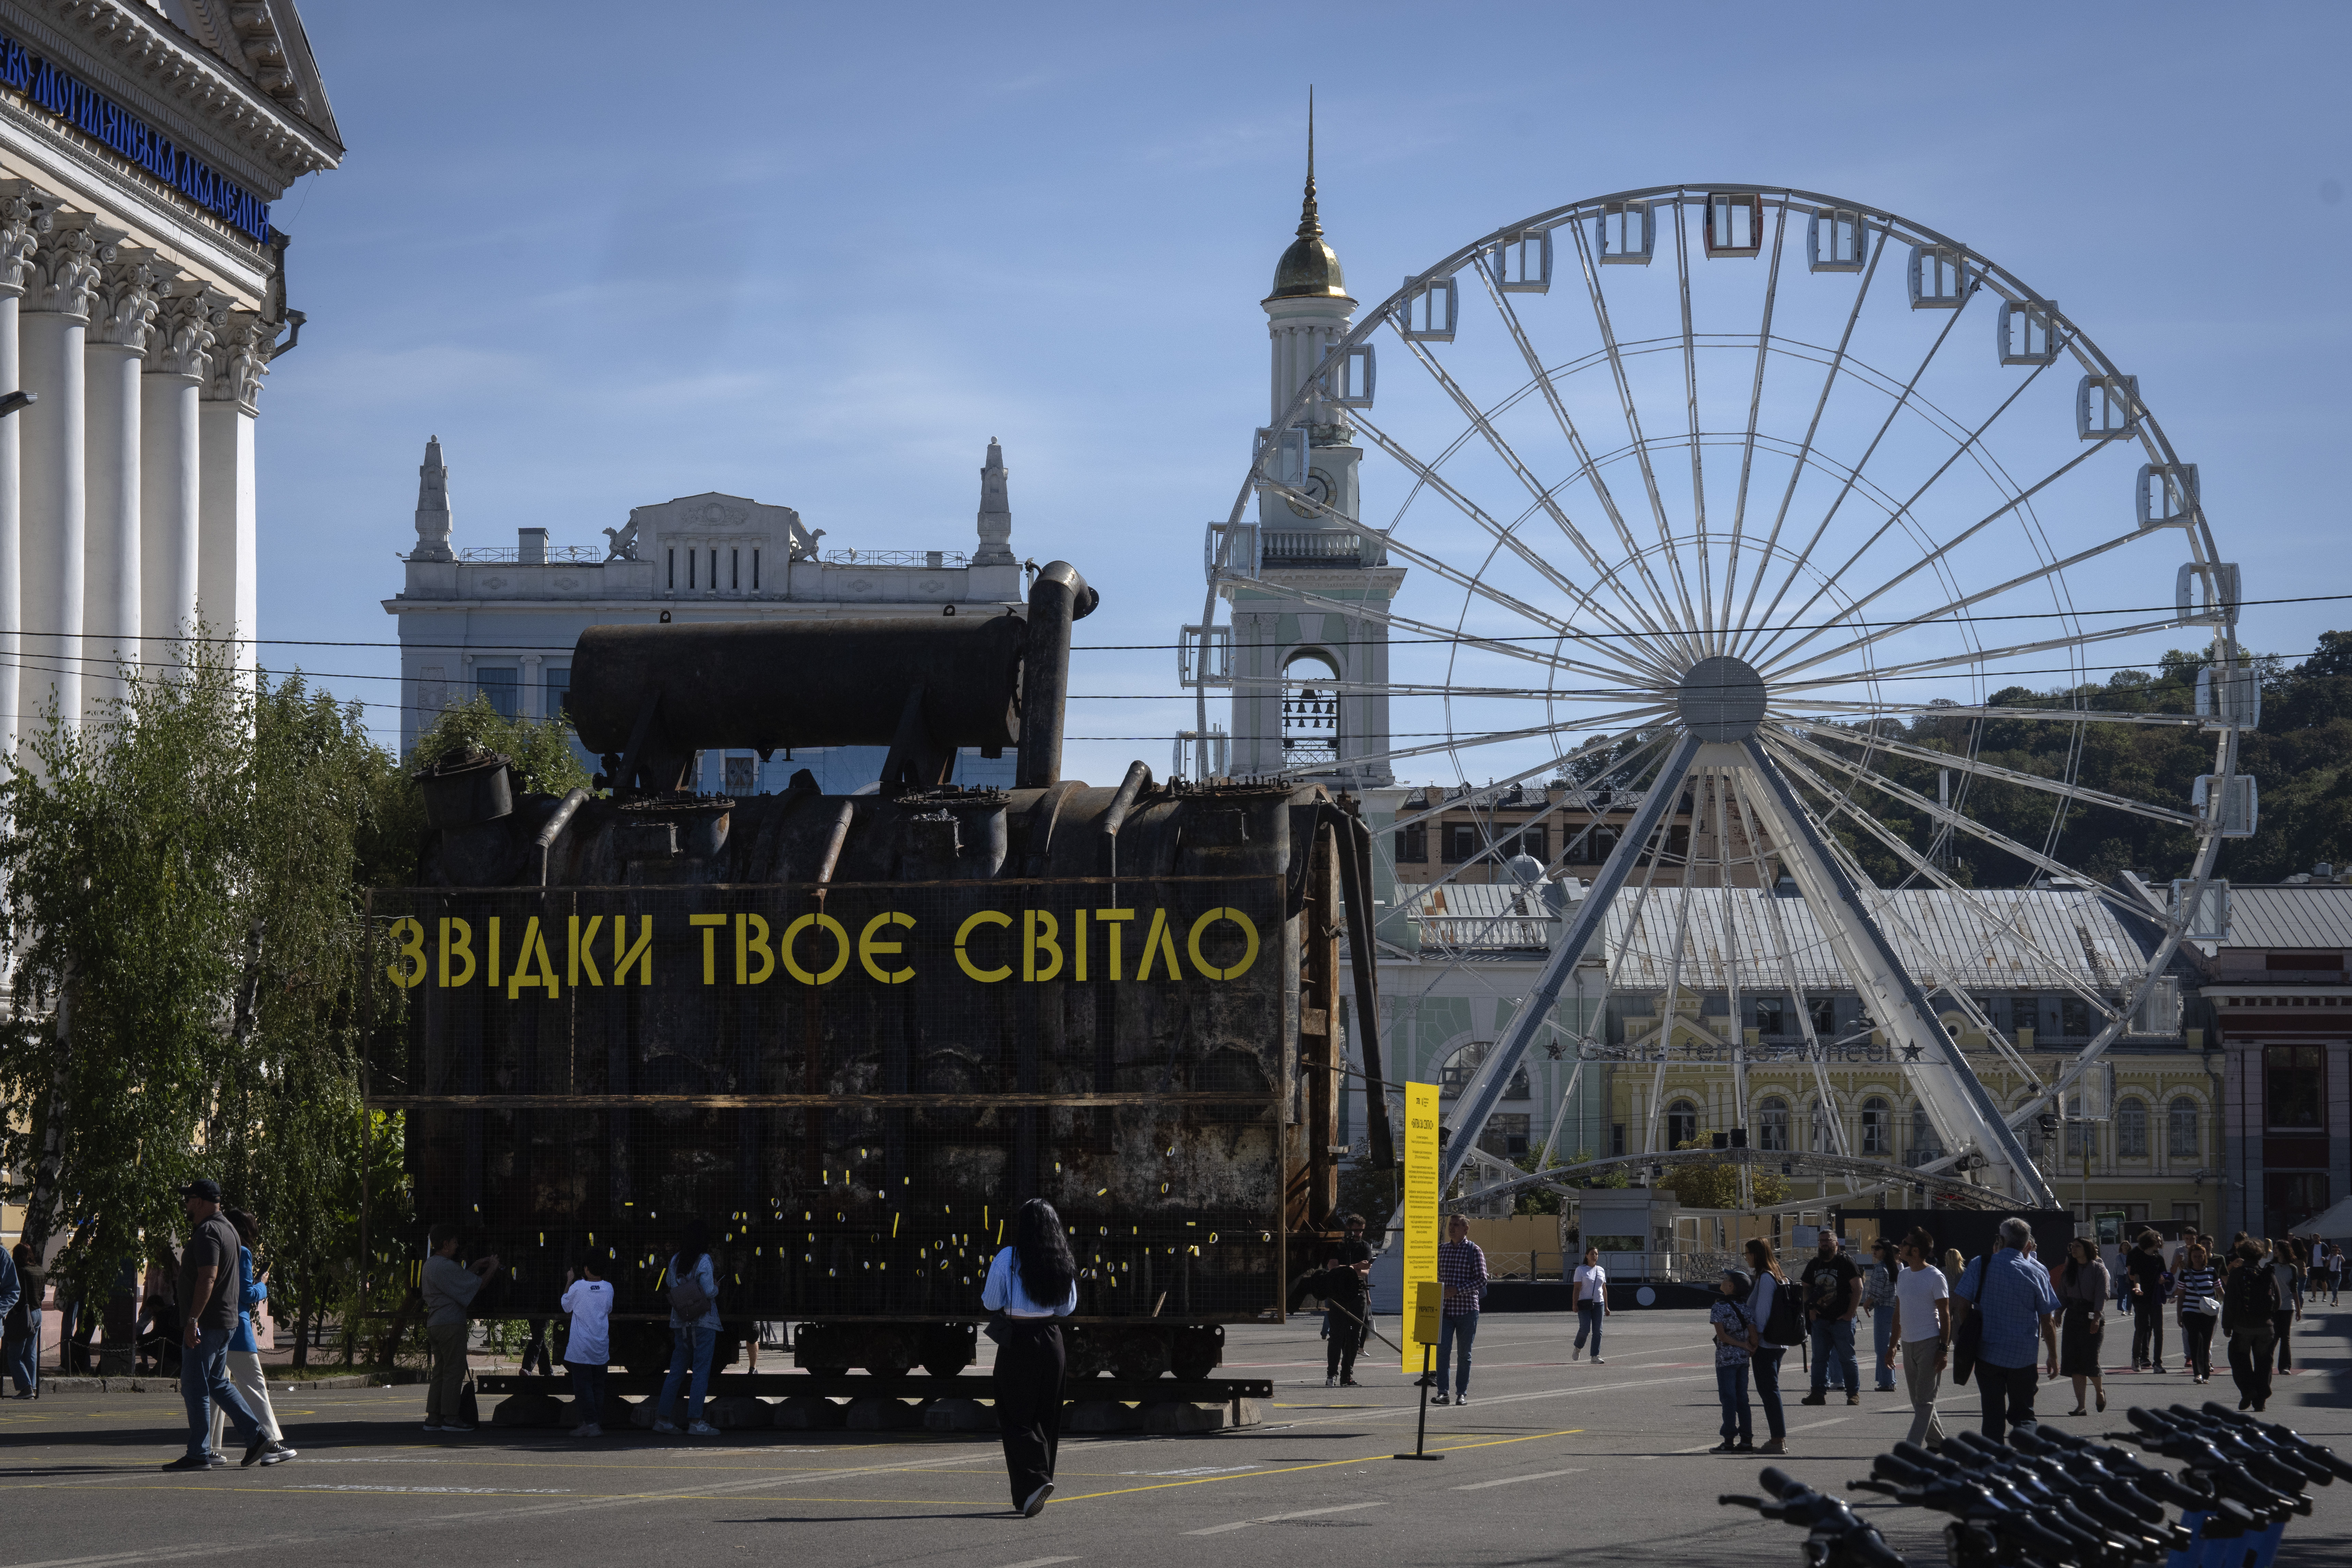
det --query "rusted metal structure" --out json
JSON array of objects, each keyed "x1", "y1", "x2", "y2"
[{"x1": 365, "y1": 562, "x2": 1391, "y2": 1382}]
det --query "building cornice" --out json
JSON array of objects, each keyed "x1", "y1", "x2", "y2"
[
  {"x1": 383, "y1": 599, "x2": 1029, "y2": 619},
  {"x1": 2, "y1": 1, "x2": 340, "y2": 198}
]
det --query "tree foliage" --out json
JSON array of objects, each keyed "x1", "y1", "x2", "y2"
[{"x1": 1662, "y1": 1133, "x2": 1793, "y2": 1211}]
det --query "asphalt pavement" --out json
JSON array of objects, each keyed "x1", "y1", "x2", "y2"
[{"x1": 4, "y1": 1304, "x2": 2347, "y2": 1568}]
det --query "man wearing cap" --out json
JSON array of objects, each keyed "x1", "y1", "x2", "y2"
[{"x1": 163, "y1": 1179, "x2": 294, "y2": 1471}]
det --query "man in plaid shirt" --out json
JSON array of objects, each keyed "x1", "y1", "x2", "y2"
[{"x1": 1432, "y1": 1215, "x2": 1488, "y2": 1406}]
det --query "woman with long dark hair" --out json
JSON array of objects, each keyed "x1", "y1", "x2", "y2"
[
  {"x1": 654, "y1": 1218, "x2": 721, "y2": 1437},
  {"x1": 2057, "y1": 1236, "x2": 2110, "y2": 1415},
  {"x1": 983, "y1": 1198, "x2": 1079, "y2": 1516}
]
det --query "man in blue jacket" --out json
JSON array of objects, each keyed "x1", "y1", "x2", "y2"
[{"x1": 1952, "y1": 1218, "x2": 2062, "y2": 1443}]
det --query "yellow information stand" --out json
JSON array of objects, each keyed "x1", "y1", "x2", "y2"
[{"x1": 1395, "y1": 1082, "x2": 1443, "y2": 1461}]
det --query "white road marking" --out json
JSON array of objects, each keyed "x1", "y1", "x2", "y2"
[
  {"x1": 1185, "y1": 1502, "x2": 1386, "y2": 1535},
  {"x1": 1451, "y1": 1467, "x2": 1588, "y2": 1490},
  {"x1": 286, "y1": 1485, "x2": 573, "y2": 1495},
  {"x1": 1672, "y1": 1415, "x2": 1849, "y2": 1454},
  {"x1": 1115, "y1": 1464, "x2": 1260, "y2": 1477},
  {"x1": 993, "y1": 1559, "x2": 1080, "y2": 1568}
]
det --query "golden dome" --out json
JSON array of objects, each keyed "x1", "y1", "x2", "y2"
[{"x1": 1266, "y1": 97, "x2": 1351, "y2": 302}]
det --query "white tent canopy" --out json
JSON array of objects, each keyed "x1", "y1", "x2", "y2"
[{"x1": 2295, "y1": 1195, "x2": 2352, "y2": 1238}]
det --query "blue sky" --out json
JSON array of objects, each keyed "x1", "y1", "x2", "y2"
[{"x1": 261, "y1": 2, "x2": 2350, "y2": 784}]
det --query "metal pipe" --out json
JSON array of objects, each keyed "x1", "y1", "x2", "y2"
[
  {"x1": 1098, "y1": 759, "x2": 1153, "y2": 881},
  {"x1": 535, "y1": 787, "x2": 591, "y2": 886},
  {"x1": 1330, "y1": 807, "x2": 1395, "y2": 1171},
  {"x1": 1016, "y1": 560, "x2": 1097, "y2": 789}
]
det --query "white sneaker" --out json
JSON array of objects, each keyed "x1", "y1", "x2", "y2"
[
  {"x1": 1455, "y1": 1395, "x2": 1471, "y2": 1407},
  {"x1": 651, "y1": 1419, "x2": 682, "y2": 1435},
  {"x1": 1325, "y1": 1376, "x2": 1337, "y2": 1387},
  {"x1": 573, "y1": 1423, "x2": 602, "y2": 1438},
  {"x1": 686, "y1": 1420, "x2": 719, "y2": 1436},
  {"x1": 1021, "y1": 1480, "x2": 1055, "y2": 1517}
]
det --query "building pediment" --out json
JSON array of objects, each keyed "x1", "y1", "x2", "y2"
[{"x1": 607, "y1": 491, "x2": 816, "y2": 562}]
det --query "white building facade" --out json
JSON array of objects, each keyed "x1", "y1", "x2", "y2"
[
  {"x1": 0, "y1": 2, "x2": 336, "y2": 744},
  {"x1": 384, "y1": 438, "x2": 1032, "y2": 795}
]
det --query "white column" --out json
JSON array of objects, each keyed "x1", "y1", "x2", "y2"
[
  {"x1": 83, "y1": 239, "x2": 160, "y2": 717},
  {"x1": 140, "y1": 288, "x2": 215, "y2": 660},
  {"x1": 520, "y1": 652, "x2": 543, "y2": 720},
  {"x1": 0, "y1": 192, "x2": 38, "y2": 758},
  {"x1": 19, "y1": 218, "x2": 100, "y2": 732},
  {"x1": 198, "y1": 312, "x2": 266, "y2": 674}
]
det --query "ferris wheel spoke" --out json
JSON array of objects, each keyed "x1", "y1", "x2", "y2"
[
  {"x1": 1761, "y1": 451, "x2": 2149, "y2": 680},
  {"x1": 1787, "y1": 720, "x2": 2200, "y2": 828},
  {"x1": 1733, "y1": 219, "x2": 1892, "y2": 647},
  {"x1": 1565, "y1": 211, "x2": 1709, "y2": 650},
  {"x1": 1468, "y1": 264, "x2": 1692, "y2": 658},
  {"x1": 1229, "y1": 575, "x2": 1643, "y2": 687},
  {"x1": 1763, "y1": 730, "x2": 2180, "y2": 916},
  {"x1": 1386, "y1": 730, "x2": 1672, "y2": 842},
  {"x1": 1352, "y1": 412, "x2": 1687, "y2": 674},
  {"x1": 1318, "y1": 704, "x2": 1672, "y2": 776},
  {"x1": 1669, "y1": 199, "x2": 1715, "y2": 648},
  {"x1": 1775, "y1": 696, "x2": 2210, "y2": 730},
  {"x1": 1716, "y1": 198, "x2": 1793, "y2": 650},
  {"x1": 1768, "y1": 612, "x2": 2208, "y2": 698},
  {"x1": 1735, "y1": 287, "x2": 1976, "y2": 662},
  {"x1": 1365, "y1": 519, "x2": 1677, "y2": 682},
  {"x1": 1384, "y1": 321, "x2": 1688, "y2": 654},
  {"x1": 1751, "y1": 371, "x2": 2089, "y2": 673}
]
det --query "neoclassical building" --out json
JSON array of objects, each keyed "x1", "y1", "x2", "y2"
[
  {"x1": 384, "y1": 437, "x2": 1030, "y2": 794},
  {"x1": 0, "y1": 2, "x2": 337, "y2": 745}
]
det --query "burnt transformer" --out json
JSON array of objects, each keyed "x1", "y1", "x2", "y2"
[{"x1": 366, "y1": 562, "x2": 1392, "y2": 1383}]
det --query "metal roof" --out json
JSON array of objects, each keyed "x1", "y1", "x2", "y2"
[
  {"x1": 2216, "y1": 886, "x2": 2352, "y2": 950},
  {"x1": 1598, "y1": 886, "x2": 2150, "y2": 995}
]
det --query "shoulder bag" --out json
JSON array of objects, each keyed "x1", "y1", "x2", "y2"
[{"x1": 1950, "y1": 1261, "x2": 1986, "y2": 1386}]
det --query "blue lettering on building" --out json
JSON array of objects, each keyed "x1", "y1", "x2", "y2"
[{"x1": 0, "y1": 30, "x2": 269, "y2": 243}]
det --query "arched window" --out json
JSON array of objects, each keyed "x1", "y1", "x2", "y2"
[
  {"x1": 1281, "y1": 650, "x2": 1340, "y2": 765},
  {"x1": 1438, "y1": 1041, "x2": 1529, "y2": 1100},
  {"x1": 1860, "y1": 1096, "x2": 1890, "y2": 1155},
  {"x1": 1666, "y1": 1099, "x2": 1699, "y2": 1149},
  {"x1": 2116, "y1": 1098, "x2": 2149, "y2": 1158},
  {"x1": 1808, "y1": 1097, "x2": 1835, "y2": 1153},
  {"x1": 1758, "y1": 1096, "x2": 1789, "y2": 1152},
  {"x1": 1907, "y1": 1105, "x2": 1943, "y2": 1168},
  {"x1": 2168, "y1": 1097, "x2": 2200, "y2": 1159}
]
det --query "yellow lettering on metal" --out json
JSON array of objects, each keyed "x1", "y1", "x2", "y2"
[
  {"x1": 736, "y1": 912, "x2": 776, "y2": 985},
  {"x1": 568, "y1": 914, "x2": 604, "y2": 987},
  {"x1": 859, "y1": 910, "x2": 914, "y2": 984},
  {"x1": 386, "y1": 917, "x2": 426, "y2": 989},
  {"x1": 1186, "y1": 907, "x2": 1259, "y2": 980},
  {"x1": 955, "y1": 909, "x2": 1013, "y2": 982},
  {"x1": 1073, "y1": 908, "x2": 1088, "y2": 981},
  {"x1": 690, "y1": 912, "x2": 728, "y2": 984},
  {"x1": 781, "y1": 912, "x2": 850, "y2": 985},
  {"x1": 612, "y1": 916, "x2": 654, "y2": 985},
  {"x1": 1136, "y1": 908, "x2": 1182, "y2": 981},
  {"x1": 507, "y1": 917, "x2": 559, "y2": 1000},
  {"x1": 1024, "y1": 909, "x2": 1064, "y2": 982},
  {"x1": 486, "y1": 916, "x2": 502, "y2": 988},
  {"x1": 437, "y1": 917, "x2": 475, "y2": 988},
  {"x1": 1094, "y1": 908, "x2": 1134, "y2": 980},
  {"x1": 1401, "y1": 1081, "x2": 1440, "y2": 1373}
]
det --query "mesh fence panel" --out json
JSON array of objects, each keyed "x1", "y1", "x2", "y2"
[{"x1": 363, "y1": 875, "x2": 1293, "y2": 1326}]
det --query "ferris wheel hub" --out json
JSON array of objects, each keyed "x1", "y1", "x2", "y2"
[{"x1": 1675, "y1": 656, "x2": 1768, "y2": 742}]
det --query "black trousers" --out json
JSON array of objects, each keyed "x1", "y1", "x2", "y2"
[
  {"x1": 2228, "y1": 1329, "x2": 2275, "y2": 1410},
  {"x1": 1327, "y1": 1301, "x2": 1367, "y2": 1380},
  {"x1": 992, "y1": 1321, "x2": 1065, "y2": 1507},
  {"x1": 1974, "y1": 1358, "x2": 2039, "y2": 1443},
  {"x1": 2270, "y1": 1310, "x2": 2293, "y2": 1373},
  {"x1": 2130, "y1": 1300, "x2": 2165, "y2": 1367},
  {"x1": 2179, "y1": 1312, "x2": 2217, "y2": 1379}
]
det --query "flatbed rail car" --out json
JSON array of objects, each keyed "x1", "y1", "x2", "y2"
[{"x1": 361, "y1": 561, "x2": 1392, "y2": 1383}]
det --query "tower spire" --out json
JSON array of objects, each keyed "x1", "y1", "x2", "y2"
[
  {"x1": 412, "y1": 433, "x2": 454, "y2": 562},
  {"x1": 1297, "y1": 87, "x2": 1321, "y2": 240}
]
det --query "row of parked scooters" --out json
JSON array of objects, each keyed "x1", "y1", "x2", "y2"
[{"x1": 1717, "y1": 1401, "x2": 2350, "y2": 1568}]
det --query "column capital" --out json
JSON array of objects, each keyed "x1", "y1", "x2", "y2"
[
  {"x1": 0, "y1": 190, "x2": 39, "y2": 300},
  {"x1": 202, "y1": 310, "x2": 269, "y2": 413},
  {"x1": 27, "y1": 217, "x2": 101, "y2": 321},
  {"x1": 146, "y1": 285, "x2": 226, "y2": 381},
  {"x1": 90, "y1": 240, "x2": 168, "y2": 353}
]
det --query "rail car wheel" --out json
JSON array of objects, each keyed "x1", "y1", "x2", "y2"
[
  {"x1": 1170, "y1": 1325, "x2": 1224, "y2": 1381},
  {"x1": 920, "y1": 1323, "x2": 976, "y2": 1379}
]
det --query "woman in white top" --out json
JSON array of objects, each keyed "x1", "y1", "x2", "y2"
[
  {"x1": 1570, "y1": 1246, "x2": 1608, "y2": 1363},
  {"x1": 983, "y1": 1198, "x2": 1080, "y2": 1517}
]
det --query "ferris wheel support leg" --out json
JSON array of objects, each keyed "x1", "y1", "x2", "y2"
[
  {"x1": 1437, "y1": 734, "x2": 1704, "y2": 1190},
  {"x1": 1731, "y1": 740, "x2": 2057, "y2": 1210}
]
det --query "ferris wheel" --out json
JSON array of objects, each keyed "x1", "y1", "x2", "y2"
[{"x1": 1193, "y1": 183, "x2": 2250, "y2": 1208}]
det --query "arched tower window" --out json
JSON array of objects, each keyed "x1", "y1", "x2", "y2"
[
  {"x1": 1281, "y1": 649, "x2": 1340, "y2": 765},
  {"x1": 2168, "y1": 1097, "x2": 2200, "y2": 1159},
  {"x1": 2117, "y1": 1098, "x2": 2149, "y2": 1158}
]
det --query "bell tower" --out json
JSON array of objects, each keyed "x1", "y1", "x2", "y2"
[{"x1": 1225, "y1": 101, "x2": 1403, "y2": 786}]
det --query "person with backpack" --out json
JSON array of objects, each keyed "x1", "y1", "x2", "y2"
[
  {"x1": 1706, "y1": 1267, "x2": 1758, "y2": 1454},
  {"x1": 653, "y1": 1219, "x2": 721, "y2": 1437},
  {"x1": 984, "y1": 1198, "x2": 1079, "y2": 1517},
  {"x1": 1744, "y1": 1238, "x2": 1801, "y2": 1455},
  {"x1": 1893, "y1": 1229, "x2": 1951, "y2": 1449},
  {"x1": 2221, "y1": 1237, "x2": 2282, "y2": 1412}
]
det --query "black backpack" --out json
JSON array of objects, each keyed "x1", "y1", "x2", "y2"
[
  {"x1": 2223, "y1": 1263, "x2": 2275, "y2": 1331},
  {"x1": 1761, "y1": 1275, "x2": 1806, "y2": 1346}
]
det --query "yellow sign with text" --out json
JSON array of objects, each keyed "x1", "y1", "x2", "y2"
[{"x1": 1401, "y1": 1080, "x2": 1439, "y2": 1373}]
